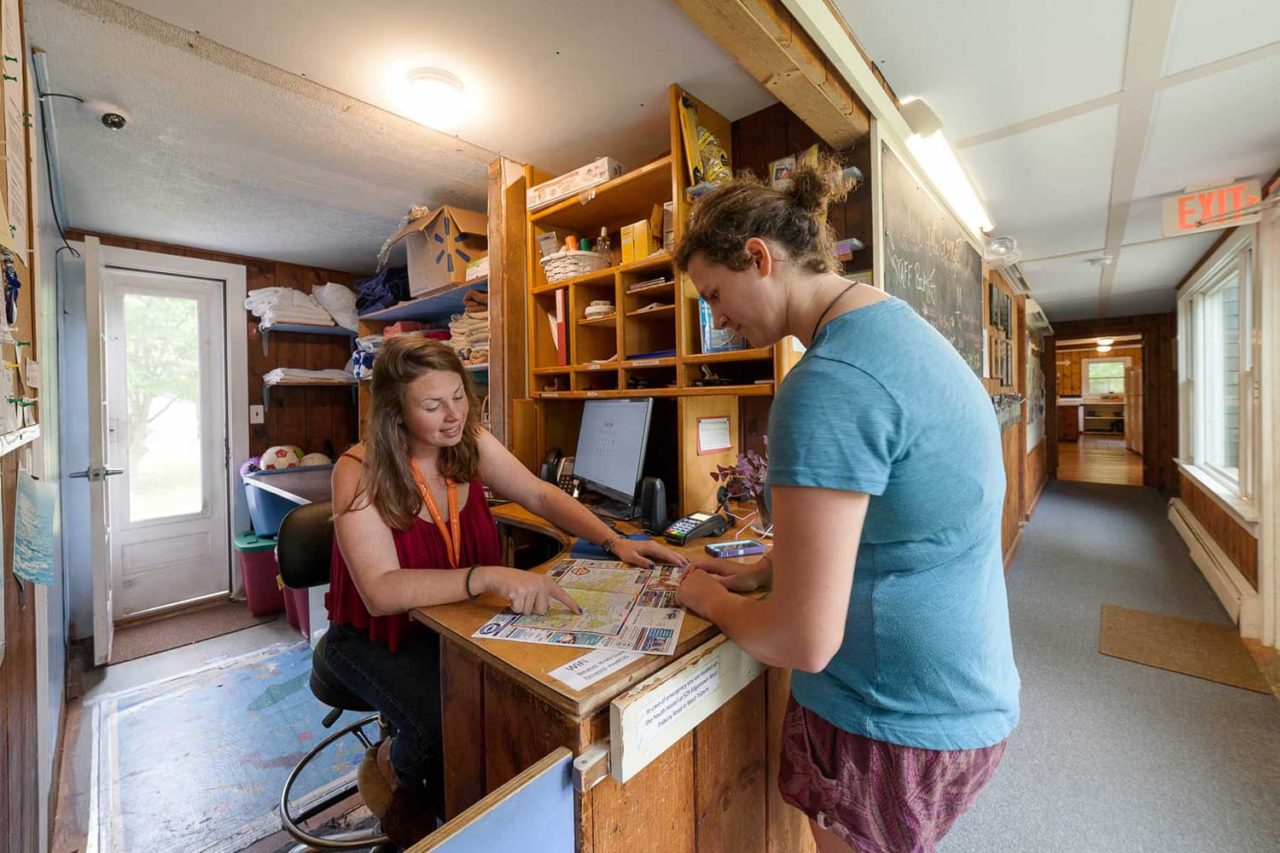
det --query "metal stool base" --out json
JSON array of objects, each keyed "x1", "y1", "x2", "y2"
[{"x1": 279, "y1": 713, "x2": 391, "y2": 850}]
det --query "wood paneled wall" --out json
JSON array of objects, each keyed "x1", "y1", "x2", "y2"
[
  {"x1": 66, "y1": 231, "x2": 363, "y2": 458},
  {"x1": 1054, "y1": 345, "x2": 1142, "y2": 397},
  {"x1": 1049, "y1": 315, "x2": 1178, "y2": 489},
  {"x1": 1179, "y1": 474, "x2": 1259, "y2": 589},
  {"x1": 730, "y1": 102, "x2": 874, "y2": 274},
  {"x1": 1024, "y1": 441, "x2": 1048, "y2": 518}
]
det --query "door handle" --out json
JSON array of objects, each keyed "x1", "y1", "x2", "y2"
[{"x1": 69, "y1": 466, "x2": 126, "y2": 481}]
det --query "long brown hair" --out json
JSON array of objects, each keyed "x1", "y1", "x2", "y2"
[
  {"x1": 675, "y1": 154, "x2": 851, "y2": 273},
  {"x1": 342, "y1": 336, "x2": 483, "y2": 530}
]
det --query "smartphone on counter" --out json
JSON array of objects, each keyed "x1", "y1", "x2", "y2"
[{"x1": 704, "y1": 539, "x2": 766, "y2": 558}]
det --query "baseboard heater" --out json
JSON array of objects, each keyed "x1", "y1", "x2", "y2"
[{"x1": 1167, "y1": 498, "x2": 1261, "y2": 639}]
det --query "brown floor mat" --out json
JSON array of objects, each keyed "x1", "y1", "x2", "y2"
[
  {"x1": 110, "y1": 601, "x2": 276, "y2": 664},
  {"x1": 1099, "y1": 604, "x2": 1269, "y2": 693}
]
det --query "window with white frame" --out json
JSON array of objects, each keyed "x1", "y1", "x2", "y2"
[
  {"x1": 1178, "y1": 228, "x2": 1257, "y2": 509},
  {"x1": 1084, "y1": 359, "x2": 1126, "y2": 396}
]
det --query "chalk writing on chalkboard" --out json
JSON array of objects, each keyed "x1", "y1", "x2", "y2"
[{"x1": 880, "y1": 145, "x2": 983, "y2": 375}]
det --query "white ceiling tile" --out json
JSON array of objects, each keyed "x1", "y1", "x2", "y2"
[
  {"x1": 1135, "y1": 53, "x2": 1280, "y2": 199},
  {"x1": 121, "y1": 0, "x2": 773, "y2": 174},
  {"x1": 1109, "y1": 233, "x2": 1218, "y2": 295},
  {"x1": 1103, "y1": 289, "x2": 1178, "y2": 317},
  {"x1": 1037, "y1": 296, "x2": 1106, "y2": 323},
  {"x1": 831, "y1": 0, "x2": 1129, "y2": 139},
  {"x1": 1164, "y1": 0, "x2": 1280, "y2": 74},
  {"x1": 1121, "y1": 196, "x2": 1167, "y2": 244},
  {"x1": 963, "y1": 106, "x2": 1118, "y2": 260},
  {"x1": 1019, "y1": 257, "x2": 1102, "y2": 301}
]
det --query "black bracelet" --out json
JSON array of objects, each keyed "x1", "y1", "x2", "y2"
[{"x1": 464, "y1": 564, "x2": 481, "y2": 600}]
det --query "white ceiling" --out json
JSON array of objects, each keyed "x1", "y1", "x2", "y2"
[
  {"x1": 833, "y1": 0, "x2": 1280, "y2": 322},
  {"x1": 31, "y1": 0, "x2": 772, "y2": 272}
]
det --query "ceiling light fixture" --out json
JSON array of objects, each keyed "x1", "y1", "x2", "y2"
[
  {"x1": 1097, "y1": 338, "x2": 1114, "y2": 346},
  {"x1": 1096, "y1": 344, "x2": 1113, "y2": 353},
  {"x1": 406, "y1": 67, "x2": 467, "y2": 131},
  {"x1": 899, "y1": 97, "x2": 993, "y2": 236},
  {"x1": 1087, "y1": 256, "x2": 1114, "y2": 267}
]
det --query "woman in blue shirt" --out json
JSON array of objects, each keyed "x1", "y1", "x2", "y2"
[{"x1": 674, "y1": 160, "x2": 1019, "y2": 853}]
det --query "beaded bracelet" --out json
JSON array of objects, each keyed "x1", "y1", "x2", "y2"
[{"x1": 464, "y1": 564, "x2": 481, "y2": 600}]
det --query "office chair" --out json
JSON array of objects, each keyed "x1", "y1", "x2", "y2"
[{"x1": 275, "y1": 501, "x2": 393, "y2": 851}]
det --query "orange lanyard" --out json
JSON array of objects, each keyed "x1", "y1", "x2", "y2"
[{"x1": 411, "y1": 460, "x2": 461, "y2": 569}]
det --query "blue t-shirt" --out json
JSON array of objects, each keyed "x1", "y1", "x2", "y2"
[{"x1": 769, "y1": 297, "x2": 1019, "y2": 750}]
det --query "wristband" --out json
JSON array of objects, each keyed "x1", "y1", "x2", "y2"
[
  {"x1": 600, "y1": 535, "x2": 618, "y2": 555},
  {"x1": 464, "y1": 564, "x2": 481, "y2": 600}
]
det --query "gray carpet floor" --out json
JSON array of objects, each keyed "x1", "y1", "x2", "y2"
[{"x1": 942, "y1": 481, "x2": 1280, "y2": 853}]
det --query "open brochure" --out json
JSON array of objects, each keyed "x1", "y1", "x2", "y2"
[{"x1": 472, "y1": 559, "x2": 687, "y2": 656}]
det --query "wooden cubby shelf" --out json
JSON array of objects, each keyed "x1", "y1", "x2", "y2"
[
  {"x1": 625, "y1": 305, "x2": 675, "y2": 319},
  {"x1": 523, "y1": 86, "x2": 805, "y2": 515},
  {"x1": 682, "y1": 346, "x2": 774, "y2": 364},
  {"x1": 530, "y1": 156, "x2": 673, "y2": 233}
]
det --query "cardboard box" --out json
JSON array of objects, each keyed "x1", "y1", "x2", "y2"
[
  {"x1": 466, "y1": 255, "x2": 490, "y2": 282},
  {"x1": 385, "y1": 206, "x2": 488, "y2": 296},
  {"x1": 621, "y1": 218, "x2": 656, "y2": 265},
  {"x1": 527, "y1": 157, "x2": 626, "y2": 211}
]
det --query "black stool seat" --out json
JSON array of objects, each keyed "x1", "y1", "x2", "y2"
[{"x1": 309, "y1": 632, "x2": 373, "y2": 713}]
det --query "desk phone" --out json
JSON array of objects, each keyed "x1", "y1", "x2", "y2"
[{"x1": 663, "y1": 512, "x2": 728, "y2": 545}]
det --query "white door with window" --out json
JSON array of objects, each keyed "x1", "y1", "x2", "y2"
[
  {"x1": 84, "y1": 237, "x2": 249, "y2": 663},
  {"x1": 103, "y1": 268, "x2": 230, "y2": 618}
]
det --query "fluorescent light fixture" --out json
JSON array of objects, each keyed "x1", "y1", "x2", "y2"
[
  {"x1": 406, "y1": 67, "x2": 467, "y2": 130},
  {"x1": 900, "y1": 98, "x2": 993, "y2": 235},
  {"x1": 1097, "y1": 338, "x2": 1114, "y2": 346},
  {"x1": 1096, "y1": 344, "x2": 1113, "y2": 353}
]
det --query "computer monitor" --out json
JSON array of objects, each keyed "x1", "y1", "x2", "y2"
[{"x1": 573, "y1": 398, "x2": 654, "y2": 511}]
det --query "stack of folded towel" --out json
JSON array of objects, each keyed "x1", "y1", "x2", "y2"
[
  {"x1": 245, "y1": 288, "x2": 334, "y2": 329},
  {"x1": 262, "y1": 367, "x2": 355, "y2": 385},
  {"x1": 312, "y1": 282, "x2": 359, "y2": 330},
  {"x1": 450, "y1": 311, "x2": 489, "y2": 366}
]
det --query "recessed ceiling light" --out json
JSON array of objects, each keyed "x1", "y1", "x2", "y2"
[
  {"x1": 1097, "y1": 344, "x2": 1113, "y2": 353},
  {"x1": 406, "y1": 67, "x2": 467, "y2": 131},
  {"x1": 1097, "y1": 338, "x2": 1114, "y2": 346}
]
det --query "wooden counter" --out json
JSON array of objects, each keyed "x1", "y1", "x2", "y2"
[{"x1": 411, "y1": 503, "x2": 813, "y2": 853}]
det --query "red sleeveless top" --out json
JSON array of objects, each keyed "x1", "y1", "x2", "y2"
[{"x1": 326, "y1": 461, "x2": 502, "y2": 653}]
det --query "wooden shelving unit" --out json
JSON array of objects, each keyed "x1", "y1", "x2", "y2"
[
  {"x1": 522, "y1": 85, "x2": 803, "y2": 513},
  {"x1": 357, "y1": 276, "x2": 494, "y2": 433}
]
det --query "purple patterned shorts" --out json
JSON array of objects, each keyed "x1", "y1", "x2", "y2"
[{"x1": 778, "y1": 697, "x2": 1006, "y2": 853}]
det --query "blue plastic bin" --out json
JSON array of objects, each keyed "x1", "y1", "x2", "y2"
[{"x1": 243, "y1": 468, "x2": 305, "y2": 537}]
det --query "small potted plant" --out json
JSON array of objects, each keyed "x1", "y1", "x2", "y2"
[{"x1": 710, "y1": 436, "x2": 772, "y2": 535}]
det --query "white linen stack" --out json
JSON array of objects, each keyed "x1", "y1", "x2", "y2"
[
  {"x1": 262, "y1": 367, "x2": 355, "y2": 384},
  {"x1": 312, "y1": 282, "x2": 359, "y2": 330},
  {"x1": 244, "y1": 288, "x2": 335, "y2": 329}
]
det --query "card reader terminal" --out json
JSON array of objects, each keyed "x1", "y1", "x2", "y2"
[{"x1": 663, "y1": 512, "x2": 728, "y2": 545}]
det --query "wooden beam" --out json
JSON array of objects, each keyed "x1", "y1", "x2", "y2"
[{"x1": 674, "y1": 0, "x2": 870, "y2": 149}]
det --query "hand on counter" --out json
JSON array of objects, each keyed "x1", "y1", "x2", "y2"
[
  {"x1": 610, "y1": 537, "x2": 690, "y2": 570},
  {"x1": 476, "y1": 566, "x2": 582, "y2": 616},
  {"x1": 674, "y1": 568, "x2": 730, "y2": 618},
  {"x1": 688, "y1": 555, "x2": 771, "y2": 593}
]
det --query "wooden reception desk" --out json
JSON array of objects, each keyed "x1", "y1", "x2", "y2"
[{"x1": 411, "y1": 503, "x2": 814, "y2": 853}]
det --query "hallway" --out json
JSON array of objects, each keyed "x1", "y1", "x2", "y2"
[
  {"x1": 943, "y1": 481, "x2": 1280, "y2": 852},
  {"x1": 1057, "y1": 435, "x2": 1144, "y2": 487}
]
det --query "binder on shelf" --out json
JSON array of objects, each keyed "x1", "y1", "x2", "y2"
[{"x1": 555, "y1": 289, "x2": 569, "y2": 366}]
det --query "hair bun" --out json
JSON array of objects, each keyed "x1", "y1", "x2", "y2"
[
  {"x1": 787, "y1": 152, "x2": 850, "y2": 215},
  {"x1": 788, "y1": 168, "x2": 829, "y2": 214}
]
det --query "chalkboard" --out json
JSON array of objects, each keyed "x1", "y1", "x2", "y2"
[{"x1": 881, "y1": 145, "x2": 984, "y2": 375}]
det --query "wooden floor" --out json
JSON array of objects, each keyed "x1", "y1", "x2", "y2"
[{"x1": 1057, "y1": 435, "x2": 1144, "y2": 486}]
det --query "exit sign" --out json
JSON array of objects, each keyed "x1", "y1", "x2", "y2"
[{"x1": 1162, "y1": 179, "x2": 1261, "y2": 237}]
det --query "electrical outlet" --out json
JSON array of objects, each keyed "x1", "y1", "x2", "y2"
[{"x1": 249, "y1": 404, "x2": 265, "y2": 424}]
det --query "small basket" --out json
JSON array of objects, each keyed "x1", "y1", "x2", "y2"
[{"x1": 540, "y1": 250, "x2": 609, "y2": 284}]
